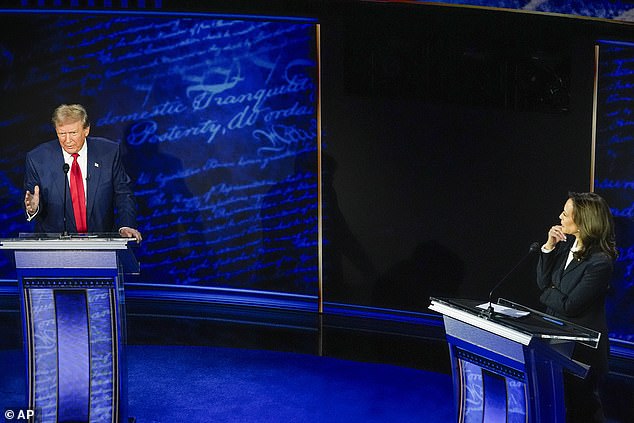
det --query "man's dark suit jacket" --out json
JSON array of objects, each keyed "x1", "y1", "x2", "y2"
[
  {"x1": 24, "y1": 137, "x2": 137, "y2": 233},
  {"x1": 536, "y1": 236, "x2": 612, "y2": 375}
]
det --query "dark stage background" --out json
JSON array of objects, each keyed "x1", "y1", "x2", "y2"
[
  {"x1": 320, "y1": 3, "x2": 634, "y2": 347},
  {"x1": 0, "y1": 1, "x2": 633, "y2": 347}
]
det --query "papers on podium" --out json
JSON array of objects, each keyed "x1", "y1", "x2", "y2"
[{"x1": 477, "y1": 302, "x2": 531, "y2": 318}]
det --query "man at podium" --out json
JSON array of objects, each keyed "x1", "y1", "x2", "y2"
[
  {"x1": 23, "y1": 104, "x2": 142, "y2": 242},
  {"x1": 537, "y1": 192, "x2": 618, "y2": 422}
]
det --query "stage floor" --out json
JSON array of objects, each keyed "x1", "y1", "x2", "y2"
[
  {"x1": 1, "y1": 345, "x2": 453, "y2": 423},
  {"x1": 1, "y1": 296, "x2": 633, "y2": 422}
]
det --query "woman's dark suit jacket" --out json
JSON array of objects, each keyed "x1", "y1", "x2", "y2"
[{"x1": 536, "y1": 236, "x2": 613, "y2": 376}]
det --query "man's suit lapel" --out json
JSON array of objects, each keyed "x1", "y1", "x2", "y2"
[{"x1": 86, "y1": 139, "x2": 101, "y2": 228}]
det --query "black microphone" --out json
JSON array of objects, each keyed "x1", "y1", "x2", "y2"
[
  {"x1": 62, "y1": 163, "x2": 70, "y2": 237},
  {"x1": 485, "y1": 242, "x2": 540, "y2": 318}
]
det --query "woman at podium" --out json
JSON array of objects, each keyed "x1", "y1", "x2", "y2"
[{"x1": 537, "y1": 191, "x2": 618, "y2": 423}]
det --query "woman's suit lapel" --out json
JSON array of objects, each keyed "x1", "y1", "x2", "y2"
[
  {"x1": 562, "y1": 255, "x2": 583, "y2": 276},
  {"x1": 558, "y1": 237, "x2": 580, "y2": 278}
]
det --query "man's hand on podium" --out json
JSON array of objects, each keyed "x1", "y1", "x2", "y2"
[{"x1": 119, "y1": 227, "x2": 142, "y2": 243}]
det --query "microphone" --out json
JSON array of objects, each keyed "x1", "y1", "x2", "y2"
[
  {"x1": 485, "y1": 242, "x2": 540, "y2": 318},
  {"x1": 62, "y1": 163, "x2": 70, "y2": 237}
]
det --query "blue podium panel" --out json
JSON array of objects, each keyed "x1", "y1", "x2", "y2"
[
  {"x1": 482, "y1": 369, "x2": 509, "y2": 422},
  {"x1": 1, "y1": 237, "x2": 134, "y2": 423},
  {"x1": 456, "y1": 349, "x2": 528, "y2": 423},
  {"x1": 87, "y1": 288, "x2": 118, "y2": 422},
  {"x1": 55, "y1": 290, "x2": 91, "y2": 422},
  {"x1": 450, "y1": 332, "x2": 529, "y2": 423},
  {"x1": 507, "y1": 377, "x2": 528, "y2": 423},
  {"x1": 25, "y1": 280, "x2": 119, "y2": 423},
  {"x1": 430, "y1": 297, "x2": 598, "y2": 423}
]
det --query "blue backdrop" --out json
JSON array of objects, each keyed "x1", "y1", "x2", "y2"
[
  {"x1": 595, "y1": 41, "x2": 634, "y2": 343},
  {"x1": 0, "y1": 11, "x2": 319, "y2": 296},
  {"x1": 1, "y1": 8, "x2": 633, "y2": 346}
]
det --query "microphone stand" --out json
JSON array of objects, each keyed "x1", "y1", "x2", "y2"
[
  {"x1": 61, "y1": 163, "x2": 70, "y2": 238},
  {"x1": 484, "y1": 242, "x2": 540, "y2": 319}
]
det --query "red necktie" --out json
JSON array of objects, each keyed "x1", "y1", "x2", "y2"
[{"x1": 70, "y1": 153, "x2": 87, "y2": 233}]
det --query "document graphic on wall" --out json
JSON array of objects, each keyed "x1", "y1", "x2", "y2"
[
  {"x1": 0, "y1": 12, "x2": 319, "y2": 296},
  {"x1": 594, "y1": 41, "x2": 634, "y2": 342}
]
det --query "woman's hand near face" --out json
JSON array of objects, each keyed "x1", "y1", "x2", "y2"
[{"x1": 545, "y1": 225, "x2": 566, "y2": 250}]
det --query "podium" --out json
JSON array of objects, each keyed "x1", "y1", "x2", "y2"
[
  {"x1": 429, "y1": 297, "x2": 600, "y2": 423},
  {"x1": 0, "y1": 235, "x2": 138, "y2": 423}
]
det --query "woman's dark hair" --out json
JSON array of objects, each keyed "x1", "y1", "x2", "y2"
[{"x1": 569, "y1": 192, "x2": 618, "y2": 261}]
